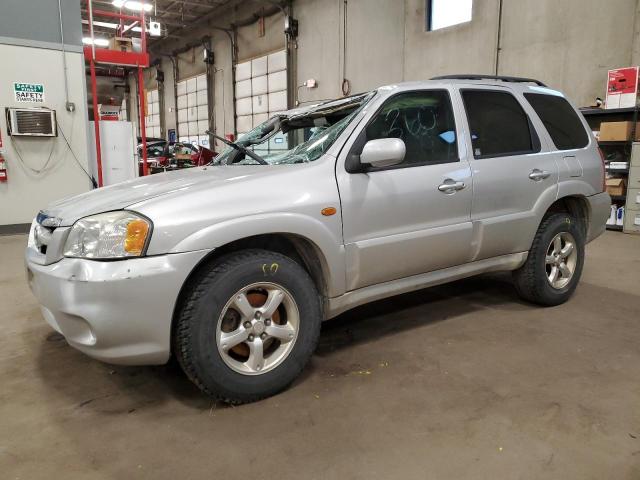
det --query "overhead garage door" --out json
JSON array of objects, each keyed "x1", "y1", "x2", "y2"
[
  {"x1": 145, "y1": 89, "x2": 161, "y2": 138},
  {"x1": 177, "y1": 74, "x2": 210, "y2": 148},
  {"x1": 235, "y1": 49, "x2": 287, "y2": 137}
]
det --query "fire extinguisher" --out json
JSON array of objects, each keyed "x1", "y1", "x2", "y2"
[
  {"x1": 0, "y1": 129, "x2": 6, "y2": 183},
  {"x1": 0, "y1": 155, "x2": 7, "y2": 183}
]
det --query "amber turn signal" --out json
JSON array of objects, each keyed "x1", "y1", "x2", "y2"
[
  {"x1": 124, "y1": 219, "x2": 150, "y2": 254},
  {"x1": 321, "y1": 207, "x2": 337, "y2": 216}
]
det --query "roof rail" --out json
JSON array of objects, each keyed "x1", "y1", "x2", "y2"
[{"x1": 430, "y1": 74, "x2": 547, "y2": 87}]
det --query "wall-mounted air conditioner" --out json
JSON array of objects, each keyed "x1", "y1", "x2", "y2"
[{"x1": 6, "y1": 107, "x2": 57, "y2": 137}]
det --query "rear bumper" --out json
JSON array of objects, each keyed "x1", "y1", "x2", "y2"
[
  {"x1": 25, "y1": 248, "x2": 210, "y2": 365},
  {"x1": 586, "y1": 192, "x2": 611, "y2": 243}
]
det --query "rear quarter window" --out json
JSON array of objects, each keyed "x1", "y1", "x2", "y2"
[
  {"x1": 524, "y1": 93, "x2": 589, "y2": 150},
  {"x1": 461, "y1": 90, "x2": 538, "y2": 158}
]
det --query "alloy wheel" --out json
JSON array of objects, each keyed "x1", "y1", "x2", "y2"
[
  {"x1": 545, "y1": 231, "x2": 578, "y2": 289},
  {"x1": 215, "y1": 282, "x2": 299, "y2": 375}
]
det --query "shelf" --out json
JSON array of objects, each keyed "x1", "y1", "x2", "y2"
[
  {"x1": 581, "y1": 107, "x2": 638, "y2": 116},
  {"x1": 610, "y1": 195, "x2": 627, "y2": 202},
  {"x1": 598, "y1": 141, "x2": 632, "y2": 146},
  {"x1": 606, "y1": 167, "x2": 629, "y2": 173},
  {"x1": 606, "y1": 224, "x2": 624, "y2": 231}
]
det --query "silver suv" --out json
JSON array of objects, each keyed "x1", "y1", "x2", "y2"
[{"x1": 26, "y1": 75, "x2": 610, "y2": 403}]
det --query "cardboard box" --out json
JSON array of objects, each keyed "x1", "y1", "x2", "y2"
[
  {"x1": 599, "y1": 121, "x2": 640, "y2": 141},
  {"x1": 606, "y1": 67, "x2": 639, "y2": 109},
  {"x1": 109, "y1": 37, "x2": 133, "y2": 52},
  {"x1": 606, "y1": 177, "x2": 627, "y2": 196}
]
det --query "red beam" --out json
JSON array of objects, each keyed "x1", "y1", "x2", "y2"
[
  {"x1": 138, "y1": 66, "x2": 149, "y2": 176},
  {"x1": 89, "y1": 59, "x2": 104, "y2": 187},
  {"x1": 92, "y1": 8, "x2": 143, "y2": 23},
  {"x1": 83, "y1": 46, "x2": 149, "y2": 67}
]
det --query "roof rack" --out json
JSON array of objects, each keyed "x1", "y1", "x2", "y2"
[{"x1": 430, "y1": 74, "x2": 547, "y2": 87}]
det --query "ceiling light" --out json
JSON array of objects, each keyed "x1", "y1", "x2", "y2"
[
  {"x1": 82, "y1": 37, "x2": 110, "y2": 47},
  {"x1": 112, "y1": 0, "x2": 153, "y2": 12},
  {"x1": 82, "y1": 20, "x2": 143, "y2": 32}
]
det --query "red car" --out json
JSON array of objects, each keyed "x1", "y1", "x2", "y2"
[{"x1": 138, "y1": 141, "x2": 216, "y2": 175}]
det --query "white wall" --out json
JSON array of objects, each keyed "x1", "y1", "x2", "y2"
[{"x1": 0, "y1": 44, "x2": 92, "y2": 225}]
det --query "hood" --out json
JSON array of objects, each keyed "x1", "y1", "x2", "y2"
[{"x1": 42, "y1": 166, "x2": 274, "y2": 226}]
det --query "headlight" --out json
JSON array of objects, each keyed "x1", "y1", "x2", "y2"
[{"x1": 63, "y1": 211, "x2": 151, "y2": 259}]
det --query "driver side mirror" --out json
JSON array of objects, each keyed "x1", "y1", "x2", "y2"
[{"x1": 359, "y1": 138, "x2": 405, "y2": 169}]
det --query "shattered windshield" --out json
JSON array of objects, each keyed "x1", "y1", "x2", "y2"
[{"x1": 213, "y1": 91, "x2": 375, "y2": 165}]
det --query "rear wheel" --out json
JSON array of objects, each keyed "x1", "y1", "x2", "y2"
[
  {"x1": 173, "y1": 249, "x2": 322, "y2": 404},
  {"x1": 513, "y1": 213, "x2": 585, "y2": 306}
]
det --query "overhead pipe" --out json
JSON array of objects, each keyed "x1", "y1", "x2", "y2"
[
  {"x1": 160, "y1": 54, "x2": 179, "y2": 139},
  {"x1": 495, "y1": 0, "x2": 504, "y2": 75}
]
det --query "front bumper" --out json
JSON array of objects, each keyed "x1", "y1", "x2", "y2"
[
  {"x1": 25, "y1": 248, "x2": 210, "y2": 365},
  {"x1": 586, "y1": 192, "x2": 611, "y2": 243}
]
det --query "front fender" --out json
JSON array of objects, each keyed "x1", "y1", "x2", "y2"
[{"x1": 169, "y1": 212, "x2": 346, "y2": 296}]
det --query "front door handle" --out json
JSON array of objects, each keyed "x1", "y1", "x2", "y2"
[
  {"x1": 438, "y1": 179, "x2": 466, "y2": 194},
  {"x1": 529, "y1": 169, "x2": 551, "y2": 181}
]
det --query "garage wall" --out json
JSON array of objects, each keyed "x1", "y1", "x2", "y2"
[
  {"x1": 498, "y1": 0, "x2": 639, "y2": 106},
  {"x1": 0, "y1": 44, "x2": 92, "y2": 226},
  {"x1": 0, "y1": 0, "x2": 92, "y2": 227},
  {"x1": 161, "y1": 57, "x2": 177, "y2": 135},
  {"x1": 403, "y1": 0, "x2": 498, "y2": 83},
  {"x1": 294, "y1": 0, "x2": 342, "y2": 103},
  {"x1": 151, "y1": 0, "x2": 640, "y2": 146}
]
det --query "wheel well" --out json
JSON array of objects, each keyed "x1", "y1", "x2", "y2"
[
  {"x1": 545, "y1": 196, "x2": 590, "y2": 236},
  {"x1": 171, "y1": 234, "x2": 329, "y2": 352}
]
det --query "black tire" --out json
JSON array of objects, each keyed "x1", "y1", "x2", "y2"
[
  {"x1": 512, "y1": 212, "x2": 585, "y2": 306},
  {"x1": 173, "y1": 249, "x2": 322, "y2": 404}
]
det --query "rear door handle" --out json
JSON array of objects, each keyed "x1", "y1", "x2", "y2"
[
  {"x1": 438, "y1": 179, "x2": 466, "y2": 194},
  {"x1": 529, "y1": 169, "x2": 551, "y2": 181}
]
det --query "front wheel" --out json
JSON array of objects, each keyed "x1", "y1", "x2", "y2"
[
  {"x1": 513, "y1": 213, "x2": 585, "y2": 306},
  {"x1": 173, "y1": 249, "x2": 322, "y2": 404}
]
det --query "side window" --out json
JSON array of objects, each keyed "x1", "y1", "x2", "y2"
[
  {"x1": 524, "y1": 93, "x2": 589, "y2": 150},
  {"x1": 365, "y1": 90, "x2": 458, "y2": 166},
  {"x1": 461, "y1": 90, "x2": 537, "y2": 158}
]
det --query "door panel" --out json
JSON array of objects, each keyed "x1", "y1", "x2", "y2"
[
  {"x1": 337, "y1": 88, "x2": 473, "y2": 291},
  {"x1": 459, "y1": 87, "x2": 559, "y2": 260},
  {"x1": 468, "y1": 152, "x2": 559, "y2": 259},
  {"x1": 341, "y1": 163, "x2": 473, "y2": 290}
]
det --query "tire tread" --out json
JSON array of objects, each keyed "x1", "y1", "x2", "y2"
[
  {"x1": 513, "y1": 212, "x2": 584, "y2": 306},
  {"x1": 173, "y1": 249, "x2": 320, "y2": 404}
]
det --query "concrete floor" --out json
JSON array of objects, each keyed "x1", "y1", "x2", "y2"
[{"x1": 1, "y1": 232, "x2": 640, "y2": 479}]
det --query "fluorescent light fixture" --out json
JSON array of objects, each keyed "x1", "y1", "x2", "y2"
[
  {"x1": 82, "y1": 20, "x2": 142, "y2": 32},
  {"x1": 82, "y1": 37, "x2": 110, "y2": 47},
  {"x1": 112, "y1": 0, "x2": 153, "y2": 12}
]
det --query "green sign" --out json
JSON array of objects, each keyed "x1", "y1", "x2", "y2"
[{"x1": 14, "y1": 82, "x2": 45, "y2": 103}]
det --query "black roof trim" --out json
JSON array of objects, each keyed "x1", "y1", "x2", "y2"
[{"x1": 431, "y1": 74, "x2": 547, "y2": 88}]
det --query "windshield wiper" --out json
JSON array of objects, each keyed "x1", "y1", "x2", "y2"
[{"x1": 206, "y1": 131, "x2": 268, "y2": 165}]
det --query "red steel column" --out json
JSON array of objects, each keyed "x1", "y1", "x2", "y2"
[
  {"x1": 90, "y1": 58, "x2": 104, "y2": 187},
  {"x1": 138, "y1": 65, "x2": 148, "y2": 176}
]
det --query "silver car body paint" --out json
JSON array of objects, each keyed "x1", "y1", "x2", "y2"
[{"x1": 26, "y1": 79, "x2": 610, "y2": 365}]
